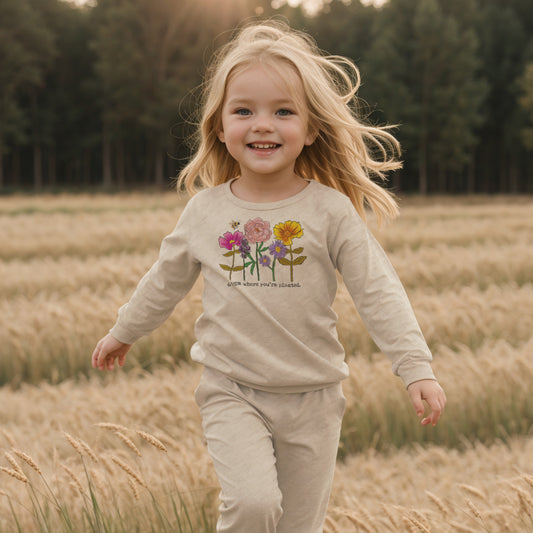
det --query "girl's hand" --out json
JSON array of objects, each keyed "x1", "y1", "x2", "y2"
[
  {"x1": 91, "y1": 334, "x2": 131, "y2": 371},
  {"x1": 407, "y1": 379, "x2": 446, "y2": 426}
]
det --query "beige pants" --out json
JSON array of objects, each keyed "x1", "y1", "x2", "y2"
[{"x1": 194, "y1": 368, "x2": 345, "y2": 533}]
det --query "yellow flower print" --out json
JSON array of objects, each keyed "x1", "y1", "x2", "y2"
[{"x1": 273, "y1": 220, "x2": 303, "y2": 245}]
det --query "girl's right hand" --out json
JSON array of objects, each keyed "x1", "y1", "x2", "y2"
[{"x1": 91, "y1": 333, "x2": 131, "y2": 371}]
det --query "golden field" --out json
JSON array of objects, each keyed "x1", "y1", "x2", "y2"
[{"x1": 1, "y1": 192, "x2": 533, "y2": 532}]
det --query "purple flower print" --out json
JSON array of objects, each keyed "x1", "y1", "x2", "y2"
[
  {"x1": 259, "y1": 255, "x2": 271, "y2": 267},
  {"x1": 239, "y1": 238, "x2": 251, "y2": 258},
  {"x1": 269, "y1": 240, "x2": 288, "y2": 259},
  {"x1": 219, "y1": 231, "x2": 243, "y2": 250}
]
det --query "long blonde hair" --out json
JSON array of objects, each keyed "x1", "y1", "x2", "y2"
[{"x1": 177, "y1": 20, "x2": 401, "y2": 223}]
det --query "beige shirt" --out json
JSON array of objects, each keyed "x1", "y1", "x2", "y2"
[{"x1": 110, "y1": 179, "x2": 435, "y2": 392}]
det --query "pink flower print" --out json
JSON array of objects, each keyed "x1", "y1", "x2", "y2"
[
  {"x1": 219, "y1": 231, "x2": 243, "y2": 250},
  {"x1": 244, "y1": 218, "x2": 271, "y2": 244}
]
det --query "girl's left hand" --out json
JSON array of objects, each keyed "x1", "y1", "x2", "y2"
[
  {"x1": 91, "y1": 333, "x2": 131, "y2": 371},
  {"x1": 407, "y1": 379, "x2": 446, "y2": 426}
]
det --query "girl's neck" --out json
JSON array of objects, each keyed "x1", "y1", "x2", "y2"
[{"x1": 230, "y1": 174, "x2": 309, "y2": 203}]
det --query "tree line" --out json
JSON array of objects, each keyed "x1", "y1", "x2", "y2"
[{"x1": 1, "y1": 0, "x2": 532, "y2": 194}]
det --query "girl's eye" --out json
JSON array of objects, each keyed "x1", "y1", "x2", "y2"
[
  {"x1": 235, "y1": 108, "x2": 251, "y2": 116},
  {"x1": 276, "y1": 109, "x2": 293, "y2": 116}
]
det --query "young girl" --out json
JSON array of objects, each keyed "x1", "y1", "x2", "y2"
[{"x1": 92, "y1": 21, "x2": 446, "y2": 533}]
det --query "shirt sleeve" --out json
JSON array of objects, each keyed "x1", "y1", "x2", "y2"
[
  {"x1": 109, "y1": 200, "x2": 201, "y2": 344},
  {"x1": 330, "y1": 202, "x2": 436, "y2": 388}
]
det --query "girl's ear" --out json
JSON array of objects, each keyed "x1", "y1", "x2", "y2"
[
  {"x1": 218, "y1": 130, "x2": 226, "y2": 143},
  {"x1": 304, "y1": 127, "x2": 318, "y2": 146}
]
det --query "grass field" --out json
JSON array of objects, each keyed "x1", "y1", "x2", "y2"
[{"x1": 1, "y1": 192, "x2": 533, "y2": 532}]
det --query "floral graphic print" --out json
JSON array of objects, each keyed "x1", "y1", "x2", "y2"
[
  {"x1": 218, "y1": 230, "x2": 245, "y2": 280},
  {"x1": 273, "y1": 221, "x2": 306, "y2": 282},
  {"x1": 244, "y1": 218, "x2": 271, "y2": 244},
  {"x1": 219, "y1": 218, "x2": 307, "y2": 282},
  {"x1": 273, "y1": 220, "x2": 303, "y2": 245}
]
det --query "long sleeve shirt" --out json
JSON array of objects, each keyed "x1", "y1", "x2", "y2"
[{"x1": 110, "y1": 179, "x2": 436, "y2": 392}]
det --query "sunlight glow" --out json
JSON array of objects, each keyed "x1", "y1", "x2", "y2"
[{"x1": 272, "y1": 0, "x2": 387, "y2": 15}]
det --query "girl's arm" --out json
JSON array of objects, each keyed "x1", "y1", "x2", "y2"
[
  {"x1": 332, "y1": 201, "x2": 446, "y2": 423},
  {"x1": 91, "y1": 200, "x2": 201, "y2": 370}
]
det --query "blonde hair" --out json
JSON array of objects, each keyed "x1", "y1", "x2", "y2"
[{"x1": 177, "y1": 20, "x2": 401, "y2": 223}]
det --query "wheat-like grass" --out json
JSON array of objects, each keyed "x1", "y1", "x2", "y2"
[
  {"x1": 4, "y1": 452, "x2": 24, "y2": 476},
  {"x1": 425, "y1": 490, "x2": 449, "y2": 516},
  {"x1": 127, "y1": 477, "x2": 140, "y2": 501},
  {"x1": 96, "y1": 422, "x2": 131, "y2": 433},
  {"x1": 522, "y1": 473, "x2": 533, "y2": 488},
  {"x1": 12, "y1": 449, "x2": 42, "y2": 475},
  {"x1": 449, "y1": 521, "x2": 478, "y2": 532},
  {"x1": 466, "y1": 498, "x2": 483, "y2": 520},
  {"x1": 458, "y1": 483, "x2": 488, "y2": 501},
  {"x1": 110, "y1": 456, "x2": 146, "y2": 487},
  {"x1": 60, "y1": 464, "x2": 84, "y2": 493},
  {"x1": 76, "y1": 439, "x2": 99, "y2": 463},
  {"x1": 331, "y1": 507, "x2": 372, "y2": 532},
  {"x1": 402, "y1": 514, "x2": 431, "y2": 533},
  {"x1": 136, "y1": 430, "x2": 167, "y2": 452},
  {"x1": 0, "y1": 466, "x2": 28, "y2": 483},
  {"x1": 62, "y1": 431, "x2": 83, "y2": 458},
  {"x1": 1, "y1": 194, "x2": 532, "y2": 532},
  {"x1": 115, "y1": 431, "x2": 142, "y2": 457},
  {"x1": 1, "y1": 429, "x2": 17, "y2": 448},
  {"x1": 1, "y1": 209, "x2": 180, "y2": 261}
]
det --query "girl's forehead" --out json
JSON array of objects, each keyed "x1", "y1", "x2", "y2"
[{"x1": 225, "y1": 61, "x2": 305, "y2": 101}]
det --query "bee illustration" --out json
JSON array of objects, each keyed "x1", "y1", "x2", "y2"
[{"x1": 231, "y1": 220, "x2": 240, "y2": 230}]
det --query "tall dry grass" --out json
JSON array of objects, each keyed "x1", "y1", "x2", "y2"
[
  {"x1": 1, "y1": 358, "x2": 533, "y2": 531},
  {"x1": 1, "y1": 192, "x2": 533, "y2": 531}
]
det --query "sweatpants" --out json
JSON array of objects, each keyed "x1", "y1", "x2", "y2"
[{"x1": 194, "y1": 367, "x2": 345, "y2": 533}]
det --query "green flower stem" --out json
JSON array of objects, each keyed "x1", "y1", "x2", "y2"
[
  {"x1": 255, "y1": 244, "x2": 260, "y2": 281},
  {"x1": 230, "y1": 246, "x2": 236, "y2": 280},
  {"x1": 289, "y1": 244, "x2": 294, "y2": 282}
]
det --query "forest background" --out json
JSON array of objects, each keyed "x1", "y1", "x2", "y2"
[{"x1": 2, "y1": 0, "x2": 533, "y2": 195}]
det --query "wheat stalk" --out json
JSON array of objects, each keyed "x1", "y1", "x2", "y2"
[
  {"x1": 449, "y1": 521, "x2": 477, "y2": 533},
  {"x1": 96, "y1": 422, "x2": 130, "y2": 433},
  {"x1": 458, "y1": 483, "x2": 487, "y2": 501},
  {"x1": 136, "y1": 430, "x2": 167, "y2": 452},
  {"x1": 510, "y1": 484, "x2": 533, "y2": 514},
  {"x1": 4, "y1": 452, "x2": 24, "y2": 476},
  {"x1": 466, "y1": 498, "x2": 483, "y2": 520},
  {"x1": 331, "y1": 507, "x2": 372, "y2": 533},
  {"x1": 1, "y1": 430, "x2": 17, "y2": 448},
  {"x1": 115, "y1": 431, "x2": 142, "y2": 457},
  {"x1": 110, "y1": 456, "x2": 146, "y2": 487},
  {"x1": 425, "y1": 490, "x2": 449, "y2": 516},
  {"x1": 77, "y1": 439, "x2": 99, "y2": 463},
  {"x1": 402, "y1": 514, "x2": 431, "y2": 533},
  {"x1": 12, "y1": 449, "x2": 42, "y2": 475},
  {"x1": 60, "y1": 464, "x2": 84, "y2": 493},
  {"x1": 522, "y1": 473, "x2": 533, "y2": 489},
  {"x1": 0, "y1": 466, "x2": 28, "y2": 483},
  {"x1": 323, "y1": 515, "x2": 340, "y2": 533},
  {"x1": 89, "y1": 467, "x2": 108, "y2": 498},
  {"x1": 62, "y1": 431, "x2": 82, "y2": 458},
  {"x1": 127, "y1": 477, "x2": 140, "y2": 501}
]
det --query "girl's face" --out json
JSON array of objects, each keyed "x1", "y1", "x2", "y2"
[{"x1": 218, "y1": 62, "x2": 315, "y2": 184}]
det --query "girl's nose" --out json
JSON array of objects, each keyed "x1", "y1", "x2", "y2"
[{"x1": 252, "y1": 114, "x2": 274, "y2": 133}]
